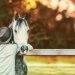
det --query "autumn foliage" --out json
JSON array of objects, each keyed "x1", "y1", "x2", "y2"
[{"x1": 0, "y1": 0, "x2": 75, "y2": 48}]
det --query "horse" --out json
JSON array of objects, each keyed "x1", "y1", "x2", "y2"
[{"x1": 9, "y1": 14, "x2": 33, "y2": 75}]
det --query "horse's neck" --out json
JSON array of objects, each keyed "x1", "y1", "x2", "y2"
[
  {"x1": 8, "y1": 22, "x2": 15, "y2": 44},
  {"x1": 9, "y1": 36, "x2": 14, "y2": 44},
  {"x1": 9, "y1": 21, "x2": 13, "y2": 28}
]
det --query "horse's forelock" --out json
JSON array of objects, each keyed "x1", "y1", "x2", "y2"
[{"x1": 15, "y1": 18, "x2": 29, "y2": 30}]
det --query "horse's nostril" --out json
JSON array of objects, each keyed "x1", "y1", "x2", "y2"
[{"x1": 21, "y1": 45, "x2": 28, "y2": 52}]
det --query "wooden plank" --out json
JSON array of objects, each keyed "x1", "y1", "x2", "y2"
[{"x1": 27, "y1": 49, "x2": 75, "y2": 55}]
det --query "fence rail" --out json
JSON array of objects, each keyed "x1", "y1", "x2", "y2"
[{"x1": 27, "y1": 49, "x2": 75, "y2": 55}]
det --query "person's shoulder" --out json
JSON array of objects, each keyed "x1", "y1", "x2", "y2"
[{"x1": 0, "y1": 44, "x2": 18, "y2": 49}]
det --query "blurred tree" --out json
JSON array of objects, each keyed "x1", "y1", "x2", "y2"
[{"x1": 0, "y1": 0, "x2": 75, "y2": 48}]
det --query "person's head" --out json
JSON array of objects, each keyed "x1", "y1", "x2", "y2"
[{"x1": 0, "y1": 27, "x2": 12, "y2": 44}]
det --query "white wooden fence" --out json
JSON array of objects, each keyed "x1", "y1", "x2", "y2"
[{"x1": 27, "y1": 49, "x2": 75, "y2": 55}]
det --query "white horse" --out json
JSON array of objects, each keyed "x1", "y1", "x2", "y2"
[{"x1": 9, "y1": 14, "x2": 33, "y2": 75}]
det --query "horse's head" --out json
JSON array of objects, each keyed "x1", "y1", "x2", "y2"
[
  {"x1": 9, "y1": 14, "x2": 33, "y2": 53},
  {"x1": 9, "y1": 14, "x2": 29, "y2": 45}
]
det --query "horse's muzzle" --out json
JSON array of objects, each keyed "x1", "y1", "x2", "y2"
[{"x1": 20, "y1": 45, "x2": 28, "y2": 54}]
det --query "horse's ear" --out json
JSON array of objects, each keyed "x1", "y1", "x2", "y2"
[
  {"x1": 24, "y1": 13, "x2": 29, "y2": 20},
  {"x1": 23, "y1": 14, "x2": 26, "y2": 19},
  {"x1": 15, "y1": 13, "x2": 19, "y2": 20}
]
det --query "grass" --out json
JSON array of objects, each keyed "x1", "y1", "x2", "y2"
[
  {"x1": 25, "y1": 56, "x2": 75, "y2": 75},
  {"x1": 27, "y1": 62, "x2": 75, "y2": 75}
]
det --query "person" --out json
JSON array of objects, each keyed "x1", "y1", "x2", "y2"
[{"x1": 0, "y1": 27, "x2": 30, "y2": 75}]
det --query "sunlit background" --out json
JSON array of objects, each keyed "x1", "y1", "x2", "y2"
[
  {"x1": 0, "y1": 0, "x2": 75, "y2": 48},
  {"x1": 0, "y1": 0, "x2": 75, "y2": 75}
]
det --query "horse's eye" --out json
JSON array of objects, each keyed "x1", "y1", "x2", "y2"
[{"x1": 15, "y1": 29, "x2": 17, "y2": 33}]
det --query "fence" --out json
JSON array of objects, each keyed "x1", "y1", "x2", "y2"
[{"x1": 27, "y1": 49, "x2": 75, "y2": 55}]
